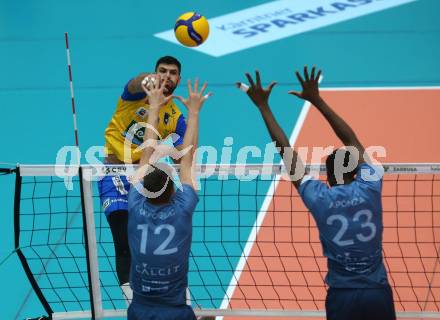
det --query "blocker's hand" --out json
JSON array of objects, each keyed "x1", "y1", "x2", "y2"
[
  {"x1": 238, "y1": 70, "x2": 277, "y2": 111},
  {"x1": 288, "y1": 66, "x2": 322, "y2": 104},
  {"x1": 174, "y1": 78, "x2": 212, "y2": 114}
]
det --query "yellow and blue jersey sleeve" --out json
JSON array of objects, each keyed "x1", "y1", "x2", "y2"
[
  {"x1": 121, "y1": 80, "x2": 147, "y2": 101},
  {"x1": 104, "y1": 79, "x2": 186, "y2": 163},
  {"x1": 174, "y1": 114, "x2": 186, "y2": 146}
]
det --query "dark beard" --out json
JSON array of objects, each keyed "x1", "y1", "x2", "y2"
[{"x1": 163, "y1": 83, "x2": 177, "y2": 96}]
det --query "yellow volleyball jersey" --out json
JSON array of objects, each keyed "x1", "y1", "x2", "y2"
[{"x1": 104, "y1": 82, "x2": 186, "y2": 163}]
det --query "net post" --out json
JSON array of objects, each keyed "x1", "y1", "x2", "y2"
[
  {"x1": 79, "y1": 166, "x2": 103, "y2": 319},
  {"x1": 14, "y1": 165, "x2": 53, "y2": 317},
  {"x1": 14, "y1": 165, "x2": 21, "y2": 251}
]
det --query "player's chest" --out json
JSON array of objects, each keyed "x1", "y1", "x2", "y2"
[{"x1": 128, "y1": 104, "x2": 179, "y2": 136}]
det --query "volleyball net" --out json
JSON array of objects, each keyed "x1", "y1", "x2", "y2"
[{"x1": 10, "y1": 164, "x2": 440, "y2": 319}]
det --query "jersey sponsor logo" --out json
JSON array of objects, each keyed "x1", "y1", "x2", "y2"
[
  {"x1": 164, "y1": 112, "x2": 170, "y2": 125},
  {"x1": 135, "y1": 107, "x2": 149, "y2": 119},
  {"x1": 335, "y1": 251, "x2": 380, "y2": 274},
  {"x1": 143, "y1": 279, "x2": 170, "y2": 285},
  {"x1": 141, "y1": 285, "x2": 169, "y2": 293},
  {"x1": 141, "y1": 285, "x2": 151, "y2": 292},
  {"x1": 102, "y1": 198, "x2": 128, "y2": 211},
  {"x1": 155, "y1": 0, "x2": 417, "y2": 57},
  {"x1": 122, "y1": 120, "x2": 145, "y2": 145},
  {"x1": 135, "y1": 262, "x2": 181, "y2": 277},
  {"x1": 112, "y1": 176, "x2": 128, "y2": 195},
  {"x1": 103, "y1": 199, "x2": 111, "y2": 210},
  {"x1": 329, "y1": 196, "x2": 365, "y2": 209}
]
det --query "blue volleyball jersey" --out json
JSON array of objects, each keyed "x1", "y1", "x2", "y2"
[
  {"x1": 298, "y1": 163, "x2": 388, "y2": 288},
  {"x1": 128, "y1": 183, "x2": 198, "y2": 306}
]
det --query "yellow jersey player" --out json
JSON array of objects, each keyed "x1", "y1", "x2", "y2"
[{"x1": 98, "y1": 56, "x2": 187, "y2": 303}]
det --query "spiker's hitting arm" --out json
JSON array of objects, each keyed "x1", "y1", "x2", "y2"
[{"x1": 127, "y1": 73, "x2": 152, "y2": 95}]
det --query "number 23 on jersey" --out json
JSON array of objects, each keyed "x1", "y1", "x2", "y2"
[{"x1": 326, "y1": 209, "x2": 377, "y2": 247}]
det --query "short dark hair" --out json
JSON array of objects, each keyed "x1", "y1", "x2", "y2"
[
  {"x1": 155, "y1": 56, "x2": 181, "y2": 74},
  {"x1": 143, "y1": 165, "x2": 174, "y2": 201},
  {"x1": 325, "y1": 149, "x2": 357, "y2": 186}
]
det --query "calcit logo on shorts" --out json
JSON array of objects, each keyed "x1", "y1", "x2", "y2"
[
  {"x1": 155, "y1": 0, "x2": 417, "y2": 56},
  {"x1": 136, "y1": 107, "x2": 148, "y2": 119}
]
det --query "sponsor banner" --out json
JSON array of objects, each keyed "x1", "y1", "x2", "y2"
[{"x1": 155, "y1": 0, "x2": 417, "y2": 57}]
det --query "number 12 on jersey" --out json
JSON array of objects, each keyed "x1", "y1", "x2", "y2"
[{"x1": 137, "y1": 224, "x2": 178, "y2": 255}]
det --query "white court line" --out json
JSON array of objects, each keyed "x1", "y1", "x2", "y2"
[{"x1": 218, "y1": 99, "x2": 313, "y2": 314}]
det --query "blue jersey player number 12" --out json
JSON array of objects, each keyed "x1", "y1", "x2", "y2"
[
  {"x1": 127, "y1": 76, "x2": 213, "y2": 320},
  {"x1": 137, "y1": 223, "x2": 178, "y2": 256}
]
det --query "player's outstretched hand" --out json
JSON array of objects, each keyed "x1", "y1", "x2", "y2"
[
  {"x1": 174, "y1": 79, "x2": 212, "y2": 113},
  {"x1": 288, "y1": 66, "x2": 322, "y2": 104},
  {"x1": 142, "y1": 74, "x2": 173, "y2": 108},
  {"x1": 237, "y1": 70, "x2": 277, "y2": 111}
]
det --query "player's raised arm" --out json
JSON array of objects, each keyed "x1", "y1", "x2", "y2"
[
  {"x1": 127, "y1": 72, "x2": 153, "y2": 95},
  {"x1": 174, "y1": 79, "x2": 211, "y2": 188},
  {"x1": 289, "y1": 66, "x2": 366, "y2": 164},
  {"x1": 131, "y1": 75, "x2": 173, "y2": 182},
  {"x1": 237, "y1": 71, "x2": 305, "y2": 189}
]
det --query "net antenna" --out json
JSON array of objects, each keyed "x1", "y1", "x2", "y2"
[
  {"x1": 59, "y1": 32, "x2": 81, "y2": 190},
  {"x1": 65, "y1": 32, "x2": 80, "y2": 152}
]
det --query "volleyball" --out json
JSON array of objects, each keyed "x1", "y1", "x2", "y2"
[
  {"x1": 174, "y1": 12, "x2": 209, "y2": 47},
  {"x1": 141, "y1": 75, "x2": 157, "y2": 90}
]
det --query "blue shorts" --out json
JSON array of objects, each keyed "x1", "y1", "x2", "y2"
[
  {"x1": 97, "y1": 175, "x2": 130, "y2": 216},
  {"x1": 128, "y1": 301, "x2": 196, "y2": 320},
  {"x1": 325, "y1": 286, "x2": 396, "y2": 320}
]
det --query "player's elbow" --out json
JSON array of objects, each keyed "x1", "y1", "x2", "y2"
[{"x1": 127, "y1": 81, "x2": 138, "y2": 94}]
